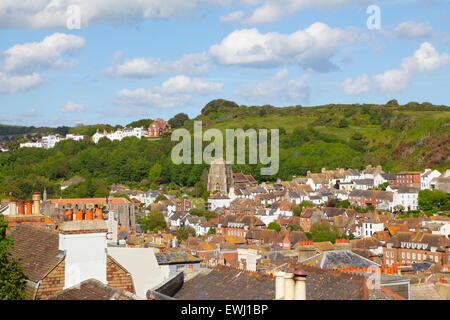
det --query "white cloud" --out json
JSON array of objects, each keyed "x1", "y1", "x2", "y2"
[
  {"x1": 340, "y1": 74, "x2": 371, "y2": 95},
  {"x1": 395, "y1": 21, "x2": 433, "y2": 39},
  {"x1": 103, "y1": 52, "x2": 210, "y2": 78},
  {"x1": 60, "y1": 100, "x2": 86, "y2": 113},
  {"x1": 221, "y1": 0, "x2": 369, "y2": 25},
  {"x1": 0, "y1": 72, "x2": 42, "y2": 94},
  {"x1": 373, "y1": 42, "x2": 450, "y2": 94},
  {"x1": 113, "y1": 75, "x2": 223, "y2": 112},
  {"x1": 220, "y1": 10, "x2": 244, "y2": 23},
  {"x1": 234, "y1": 69, "x2": 310, "y2": 103},
  {"x1": 209, "y1": 23, "x2": 367, "y2": 72},
  {"x1": 2, "y1": 33, "x2": 85, "y2": 74},
  {"x1": 0, "y1": 0, "x2": 237, "y2": 29}
]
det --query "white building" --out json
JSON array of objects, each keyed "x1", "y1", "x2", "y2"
[
  {"x1": 93, "y1": 127, "x2": 147, "y2": 144},
  {"x1": 208, "y1": 193, "x2": 231, "y2": 211},
  {"x1": 65, "y1": 134, "x2": 86, "y2": 141},
  {"x1": 386, "y1": 186, "x2": 419, "y2": 211},
  {"x1": 362, "y1": 220, "x2": 384, "y2": 238},
  {"x1": 420, "y1": 169, "x2": 441, "y2": 190},
  {"x1": 20, "y1": 141, "x2": 43, "y2": 148},
  {"x1": 42, "y1": 135, "x2": 63, "y2": 149}
]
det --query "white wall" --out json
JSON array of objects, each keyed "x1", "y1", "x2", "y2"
[
  {"x1": 107, "y1": 247, "x2": 165, "y2": 299},
  {"x1": 59, "y1": 232, "x2": 107, "y2": 289}
]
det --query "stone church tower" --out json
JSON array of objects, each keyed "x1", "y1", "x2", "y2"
[{"x1": 207, "y1": 158, "x2": 233, "y2": 194}]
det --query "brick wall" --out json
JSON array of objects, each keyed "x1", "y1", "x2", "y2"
[
  {"x1": 35, "y1": 260, "x2": 65, "y2": 300},
  {"x1": 106, "y1": 256, "x2": 135, "y2": 293}
]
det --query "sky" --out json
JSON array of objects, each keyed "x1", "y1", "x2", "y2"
[{"x1": 0, "y1": 0, "x2": 449, "y2": 127}]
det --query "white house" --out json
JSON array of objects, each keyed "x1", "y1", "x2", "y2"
[
  {"x1": 20, "y1": 141, "x2": 43, "y2": 148},
  {"x1": 362, "y1": 220, "x2": 384, "y2": 238},
  {"x1": 65, "y1": 134, "x2": 86, "y2": 141},
  {"x1": 208, "y1": 193, "x2": 231, "y2": 211},
  {"x1": 42, "y1": 135, "x2": 62, "y2": 149},
  {"x1": 93, "y1": 127, "x2": 147, "y2": 144},
  {"x1": 387, "y1": 186, "x2": 419, "y2": 211},
  {"x1": 420, "y1": 169, "x2": 441, "y2": 190}
]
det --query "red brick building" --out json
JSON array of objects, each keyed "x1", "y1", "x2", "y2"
[
  {"x1": 383, "y1": 231, "x2": 450, "y2": 268},
  {"x1": 148, "y1": 118, "x2": 171, "y2": 137},
  {"x1": 395, "y1": 172, "x2": 421, "y2": 187}
]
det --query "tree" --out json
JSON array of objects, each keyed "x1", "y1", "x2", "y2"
[
  {"x1": 377, "y1": 182, "x2": 389, "y2": 191},
  {"x1": 207, "y1": 227, "x2": 216, "y2": 235},
  {"x1": 393, "y1": 205, "x2": 405, "y2": 213},
  {"x1": 168, "y1": 113, "x2": 189, "y2": 128},
  {"x1": 0, "y1": 215, "x2": 27, "y2": 300},
  {"x1": 287, "y1": 224, "x2": 303, "y2": 231},
  {"x1": 298, "y1": 200, "x2": 315, "y2": 212},
  {"x1": 293, "y1": 206, "x2": 302, "y2": 217},
  {"x1": 148, "y1": 163, "x2": 162, "y2": 183},
  {"x1": 307, "y1": 222, "x2": 342, "y2": 243},
  {"x1": 138, "y1": 210, "x2": 167, "y2": 232},
  {"x1": 176, "y1": 226, "x2": 196, "y2": 241},
  {"x1": 418, "y1": 189, "x2": 449, "y2": 212},
  {"x1": 268, "y1": 222, "x2": 281, "y2": 232},
  {"x1": 386, "y1": 99, "x2": 399, "y2": 106}
]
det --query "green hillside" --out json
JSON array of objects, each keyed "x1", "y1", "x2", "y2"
[{"x1": 0, "y1": 99, "x2": 448, "y2": 199}]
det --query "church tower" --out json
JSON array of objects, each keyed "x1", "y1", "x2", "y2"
[{"x1": 207, "y1": 158, "x2": 233, "y2": 194}]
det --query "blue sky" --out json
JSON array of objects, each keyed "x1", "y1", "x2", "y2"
[{"x1": 0, "y1": 0, "x2": 449, "y2": 127}]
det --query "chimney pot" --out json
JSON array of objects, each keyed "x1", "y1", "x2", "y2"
[{"x1": 283, "y1": 272, "x2": 295, "y2": 300}]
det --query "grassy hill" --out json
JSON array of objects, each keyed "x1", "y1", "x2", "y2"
[
  {"x1": 0, "y1": 99, "x2": 448, "y2": 199},
  {"x1": 193, "y1": 100, "x2": 449, "y2": 174}
]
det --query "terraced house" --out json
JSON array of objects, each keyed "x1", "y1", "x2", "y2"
[{"x1": 383, "y1": 232, "x2": 450, "y2": 268}]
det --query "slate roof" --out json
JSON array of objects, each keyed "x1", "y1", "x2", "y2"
[
  {"x1": 10, "y1": 224, "x2": 64, "y2": 282},
  {"x1": 48, "y1": 279, "x2": 138, "y2": 300},
  {"x1": 155, "y1": 252, "x2": 202, "y2": 265},
  {"x1": 173, "y1": 266, "x2": 275, "y2": 300},
  {"x1": 300, "y1": 250, "x2": 380, "y2": 269},
  {"x1": 174, "y1": 264, "x2": 371, "y2": 300}
]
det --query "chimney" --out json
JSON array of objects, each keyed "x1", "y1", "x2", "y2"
[
  {"x1": 76, "y1": 208, "x2": 84, "y2": 220},
  {"x1": 284, "y1": 272, "x2": 295, "y2": 300},
  {"x1": 275, "y1": 271, "x2": 286, "y2": 299},
  {"x1": 26, "y1": 200, "x2": 33, "y2": 215},
  {"x1": 18, "y1": 200, "x2": 25, "y2": 215},
  {"x1": 95, "y1": 208, "x2": 103, "y2": 220},
  {"x1": 85, "y1": 209, "x2": 93, "y2": 220},
  {"x1": 32, "y1": 192, "x2": 41, "y2": 215},
  {"x1": 64, "y1": 209, "x2": 73, "y2": 221},
  {"x1": 294, "y1": 270, "x2": 308, "y2": 300},
  {"x1": 9, "y1": 199, "x2": 17, "y2": 215}
]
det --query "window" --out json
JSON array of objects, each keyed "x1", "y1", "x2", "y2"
[
  {"x1": 412, "y1": 253, "x2": 416, "y2": 259},
  {"x1": 391, "y1": 252, "x2": 394, "y2": 258},
  {"x1": 418, "y1": 253, "x2": 421, "y2": 260},
  {"x1": 435, "y1": 256, "x2": 438, "y2": 263},
  {"x1": 402, "y1": 252, "x2": 405, "y2": 259},
  {"x1": 407, "y1": 252, "x2": 410, "y2": 259}
]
